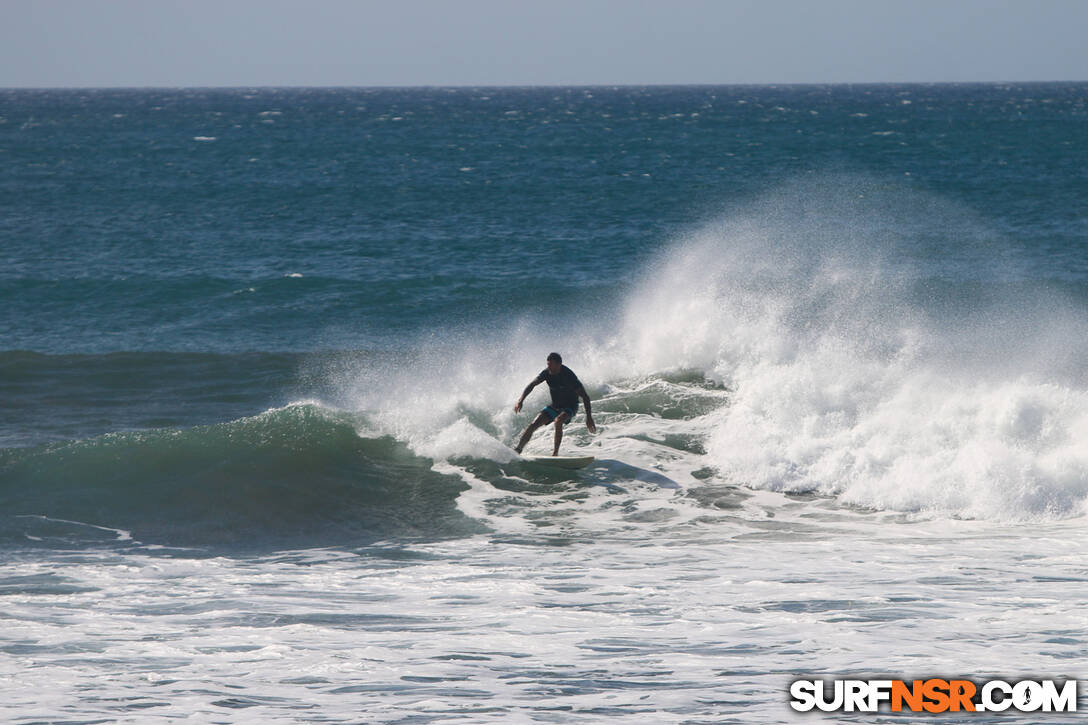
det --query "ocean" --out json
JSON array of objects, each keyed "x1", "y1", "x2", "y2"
[{"x1": 1, "y1": 84, "x2": 1086, "y2": 722}]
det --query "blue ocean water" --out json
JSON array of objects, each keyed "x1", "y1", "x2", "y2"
[{"x1": 1, "y1": 85, "x2": 1087, "y2": 722}]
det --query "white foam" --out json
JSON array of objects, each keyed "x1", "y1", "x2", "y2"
[
  {"x1": 16, "y1": 515, "x2": 133, "y2": 542},
  {"x1": 416, "y1": 419, "x2": 518, "y2": 462},
  {"x1": 607, "y1": 179, "x2": 1088, "y2": 520}
]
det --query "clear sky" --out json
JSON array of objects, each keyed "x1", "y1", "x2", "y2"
[{"x1": 4, "y1": 0, "x2": 1087, "y2": 87}]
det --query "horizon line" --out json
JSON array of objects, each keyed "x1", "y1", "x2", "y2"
[{"x1": 3, "y1": 79, "x2": 1087, "y2": 92}]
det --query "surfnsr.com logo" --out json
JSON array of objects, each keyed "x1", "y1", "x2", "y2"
[{"x1": 789, "y1": 679, "x2": 1078, "y2": 713}]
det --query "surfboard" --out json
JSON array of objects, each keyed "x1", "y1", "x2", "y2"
[{"x1": 521, "y1": 454, "x2": 595, "y2": 470}]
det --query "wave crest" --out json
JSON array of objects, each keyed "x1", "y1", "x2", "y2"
[{"x1": 0, "y1": 404, "x2": 484, "y2": 550}]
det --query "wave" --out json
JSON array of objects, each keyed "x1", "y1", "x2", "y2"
[
  {"x1": 0, "y1": 404, "x2": 484, "y2": 551},
  {"x1": 5, "y1": 178, "x2": 1086, "y2": 540},
  {"x1": 322, "y1": 176, "x2": 1088, "y2": 523}
]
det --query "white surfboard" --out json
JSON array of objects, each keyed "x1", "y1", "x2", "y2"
[{"x1": 521, "y1": 454, "x2": 595, "y2": 470}]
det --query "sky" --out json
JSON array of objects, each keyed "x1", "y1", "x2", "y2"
[{"x1": 3, "y1": 0, "x2": 1087, "y2": 87}]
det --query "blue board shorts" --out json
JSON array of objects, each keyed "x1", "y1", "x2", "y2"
[{"x1": 542, "y1": 404, "x2": 578, "y2": 425}]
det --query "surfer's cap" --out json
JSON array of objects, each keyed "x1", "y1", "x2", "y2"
[{"x1": 546, "y1": 352, "x2": 562, "y2": 363}]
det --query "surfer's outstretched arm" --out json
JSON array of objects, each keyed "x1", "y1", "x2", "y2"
[
  {"x1": 578, "y1": 385, "x2": 597, "y2": 433},
  {"x1": 513, "y1": 378, "x2": 541, "y2": 413}
]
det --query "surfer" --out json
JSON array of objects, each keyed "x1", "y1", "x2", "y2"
[{"x1": 513, "y1": 352, "x2": 597, "y2": 455}]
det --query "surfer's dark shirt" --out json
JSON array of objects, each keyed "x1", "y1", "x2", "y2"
[{"x1": 536, "y1": 365, "x2": 583, "y2": 409}]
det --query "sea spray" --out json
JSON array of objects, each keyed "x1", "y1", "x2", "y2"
[{"x1": 608, "y1": 179, "x2": 1088, "y2": 520}]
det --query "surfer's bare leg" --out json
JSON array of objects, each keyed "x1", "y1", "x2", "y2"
[
  {"x1": 552, "y1": 412, "x2": 571, "y2": 456},
  {"x1": 515, "y1": 413, "x2": 550, "y2": 454}
]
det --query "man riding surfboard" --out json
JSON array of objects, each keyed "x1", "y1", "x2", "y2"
[{"x1": 513, "y1": 352, "x2": 597, "y2": 455}]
